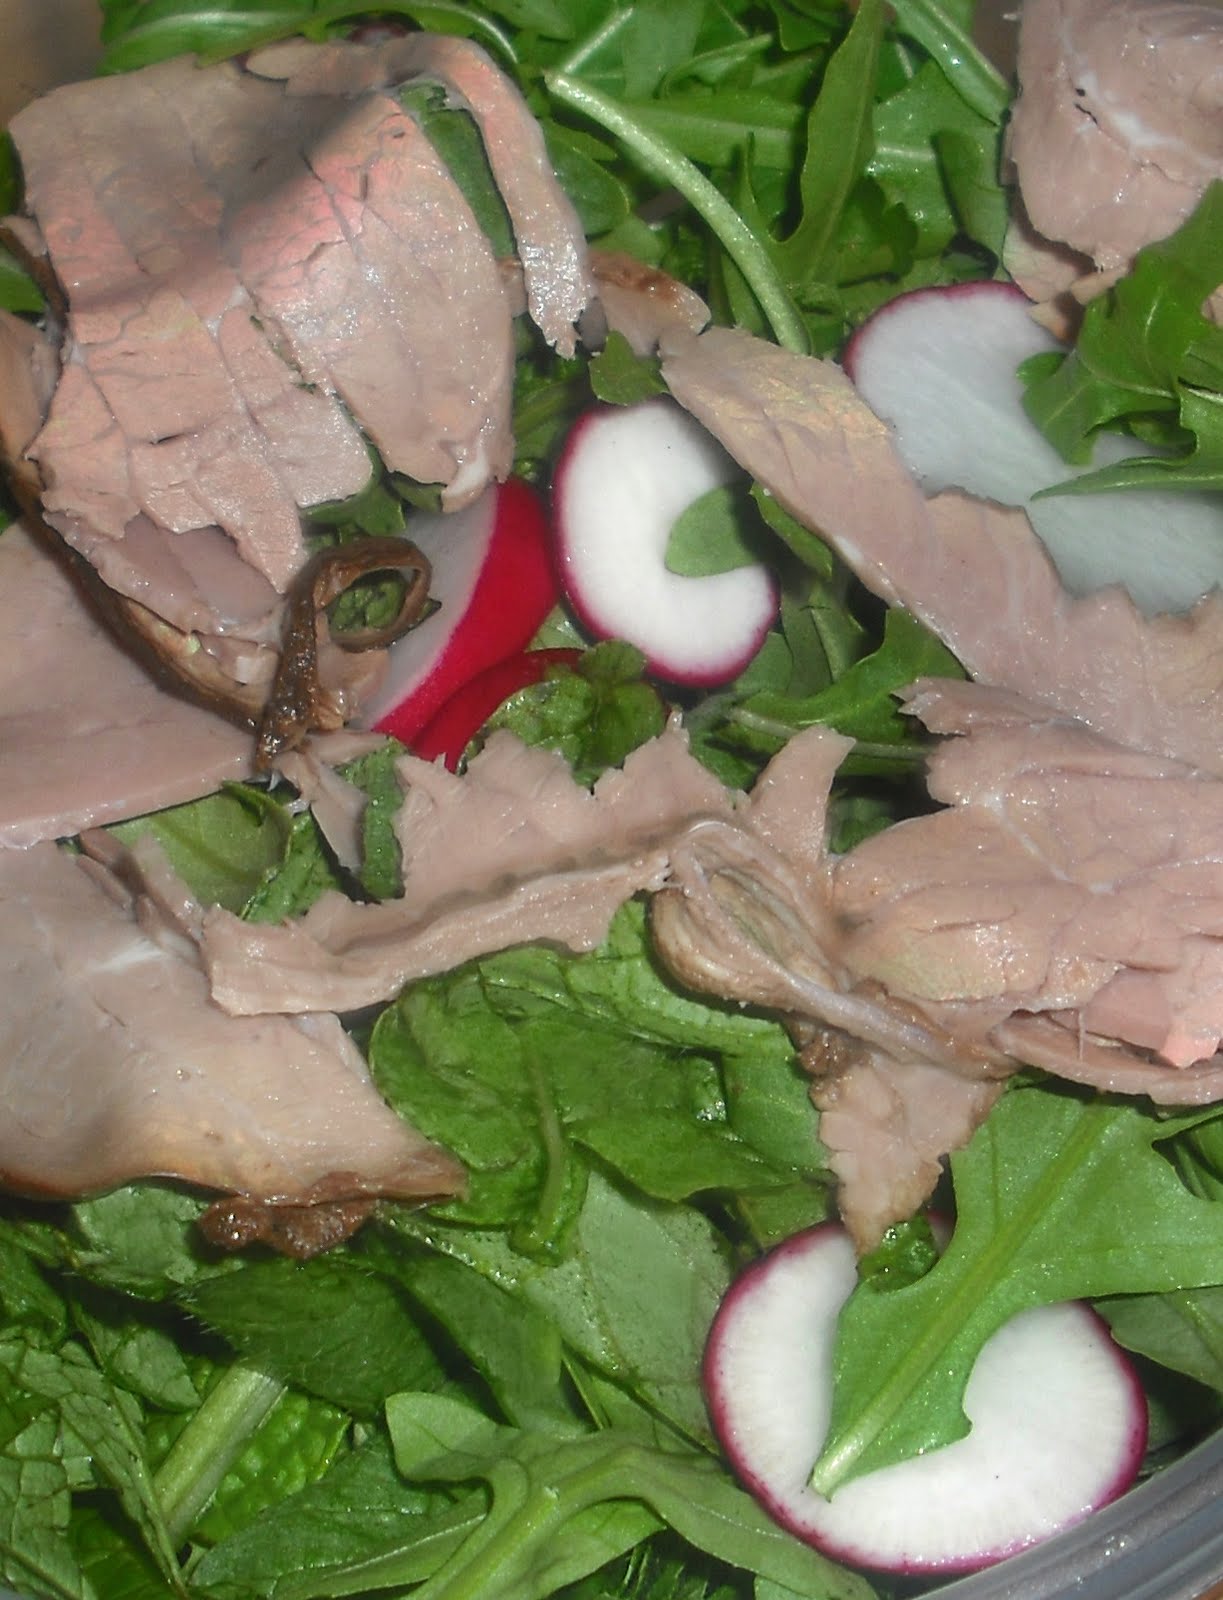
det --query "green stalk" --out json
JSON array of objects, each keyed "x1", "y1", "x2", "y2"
[
  {"x1": 889, "y1": 0, "x2": 1011, "y2": 125},
  {"x1": 153, "y1": 1363, "x2": 286, "y2": 1547},
  {"x1": 543, "y1": 72, "x2": 810, "y2": 356},
  {"x1": 557, "y1": 8, "x2": 633, "y2": 76}
]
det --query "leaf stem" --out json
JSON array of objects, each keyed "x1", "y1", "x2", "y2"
[
  {"x1": 544, "y1": 72, "x2": 810, "y2": 355},
  {"x1": 558, "y1": 8, "x2": 633, "y2": 75},
  {"x1": 889, "y1": 0, "x2": 1011, "y2": 126},
  {"x1": 153, "y1": 1362, "x2": 286, "y2": 1548}
]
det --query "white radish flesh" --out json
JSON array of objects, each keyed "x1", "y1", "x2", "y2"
[
  {"x1": 703, "y1": 1222, "x2": 1147, "y2": 1575},
  {"x1": 843, "y1": 281, "x2": 1223, "y2": 616},
  {"x1": 553, "y1": 398, "x2": 778, "y2": 686}
]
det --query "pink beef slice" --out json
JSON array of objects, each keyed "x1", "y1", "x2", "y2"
[
  {"x1": 0, "y1": 834, "x2": 464, "y2": 1209},
  {"x1": 661, "y1": 326, "x2": 1223, "y2": 778},
  {"x1": 246, "y1": 32, "x2": 592, "y2": 360},
  {"x1": 834, "y1": 703, "x2": 1223, "y2": 1078},
  {"x1": 201, "y1": 722, "x2": 735, "y2": 1016},
  {"x1": 1005, "y1": 0, "x2": 1223, "y2": 305},
  {"x1": 6, "y1": 38, "x2": 528, "y2": 642},
  {"x1": 0, "y1": 522, "x2": 254, "y2": 846}
]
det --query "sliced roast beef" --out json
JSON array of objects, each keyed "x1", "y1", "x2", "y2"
[
  {"x1": 246, "y1": 32, "x2": 592, "y2": 359},
  {"x1": 588, "y1": 251, "x2": 711, "y2": 357},
  {"x1": 0, "y1": 835, "x2": 463, "y2": 1221},
  {"x1": 0, "y1": 523, "x2": 254, "y2": 847},
  {"x1": 1005, "y1": 0, "x2": 1223, "y2": 312},
  {"x1": 202, "y1": 722, "x2": 734, "y2": 1016},
  {"x1": 6, "y1": 35, "x2": 587, "y2": 738},
  {"x1": 661, "y1": 325, "x2": 1223, "y2": 778}
]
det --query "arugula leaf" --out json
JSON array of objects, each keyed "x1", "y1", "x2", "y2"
[
  {"x1": 728, "y1": 606, "x2": 959, "y2": 765},
  {"x1": 1098, "y1": 1286, "x2": 1223, "y2": 1395},
  {"x1": 773, "y1": 0, "x2": 885, "y2": 291},
  {"x1": 813, "y1": 1082, "x2": 1223, "y2": 1493},
  {"x1": 1024, "y1": 183, "x2": 1223, "y2": 490}
]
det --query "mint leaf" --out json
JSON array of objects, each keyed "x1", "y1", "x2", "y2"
[
  {"x1": 483, "y1": 642, "x2": 666, "y2": 785},
  {"x1": 589, "y1": 332, "x2": 666, "y2": 407},
  {"x1": 391, "y1": 1170, "x2": 729, "y2": 1445},
  {"x1": 0, "y1": 1337, "x2": 182, "y2": 1594},
  {"x1": 665, "y1": 484, "x2": 772, "y2": 578},
  {"x1": 181, "y1": 1257, "x2": 448, "y2": 1415},
  {"x1": 1098, "y1": 1286, "x2": 1223, "y2": 1394},
  {"x1": 189, "y1": 1433, "x2": 469, "y2": 1600}
]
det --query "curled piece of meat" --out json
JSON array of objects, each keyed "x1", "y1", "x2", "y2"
[{"x1": 255, "y1": 536, "x2": 432, "y2": 767}]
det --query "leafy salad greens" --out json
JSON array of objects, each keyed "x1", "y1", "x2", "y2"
[{"x1": 3, "y1": 2, "x2": 1223, "y2": 1598}]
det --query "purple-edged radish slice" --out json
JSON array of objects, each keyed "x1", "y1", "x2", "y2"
[
  {"x1": 359, "y1": 479, "x2": 557, "y2": 748},
  {"x1": 843, "y1": 281, "x2": 1223, "y2": 616},
  {"x1": 704, "y1": 1222, "x2": 1146, "y2": 1576},
  {"x1": 553, "y1": 398, "x2": 779, "y2": 686}
]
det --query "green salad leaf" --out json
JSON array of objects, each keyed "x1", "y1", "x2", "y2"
[
  {"x1": 813, "y1": 1083, "x2": 1223, "y2": 1493},
  {"x1": 1023, "y1": 182, "x2": 1223, "y2": 493}
]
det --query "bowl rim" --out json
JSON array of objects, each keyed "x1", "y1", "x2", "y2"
[{"x1": 935, "y1": 1426, "x2": 1223, "y2": 1600}]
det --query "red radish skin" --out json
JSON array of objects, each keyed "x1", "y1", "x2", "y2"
[
  {"x1": 361, "y1": 479, "x2": 557, "y2": 746},
  {"x1": 553, "y1": 398, "x2": 779, "y2": 687},
  {"x1": 411, "y1": 648, "x2": 582, "y2": 768},
  {"x1": 843, "y1": 280, "x2": 1223, "y2": 615},
  {"x1": 703, "y1": 1221, "x2": 1147, "y2": 1576}
]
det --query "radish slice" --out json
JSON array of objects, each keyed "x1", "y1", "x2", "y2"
[
  {"x1": 843, "y1": 281, "x2": 1223, "y2": 615},
  {"x1": 411, "y1": 647, "x2": 582, "y2": 768},
  {"x1": 553, "y1": 398, "x2": 779, "y2": 686},
  {"x1": 360, "y1": 479, "x2": 557, "y2": 746},
  {"x1": 703, "y1": 1222, "x2": 1147, "y2": 1576}
]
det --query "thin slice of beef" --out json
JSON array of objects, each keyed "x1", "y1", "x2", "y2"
[
  {"x1": 0, "y1": 523, "x2": 254, "y2": 847},
  {"x1": 7, "y1": 36, "x2": 579, "y2": 737},
  {"x1": 805, "y1": 1041, "x2": 1004, "y2": 1255},
  {"x1": 834, "y1": 709, "x2": 1223, "y2": 1071},
  {"x1": 660, "y1": 324, "x2": 1223, "y2": 778},
  {"x1": 0, "y1": 836, "x2": 463, "y2": 1217},
  {"x1": 11, "y1": 57, "x2": 374, "y2": 593},
  {"x1": 202, "y1": 722, "x2": 734, "y2": 1016},
  {"x1": 219, "y1": 69, "x2": 515, "y2": 504},
  {"x1": 1005, "y1": 0, "x2": 1223, "y2": 311},
  {"x1": 588, "y1": 251, "x2": 711, "y2": 357},
  {"x1": 245, "y1": 33, "x2": 593, "y2": 358}
]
